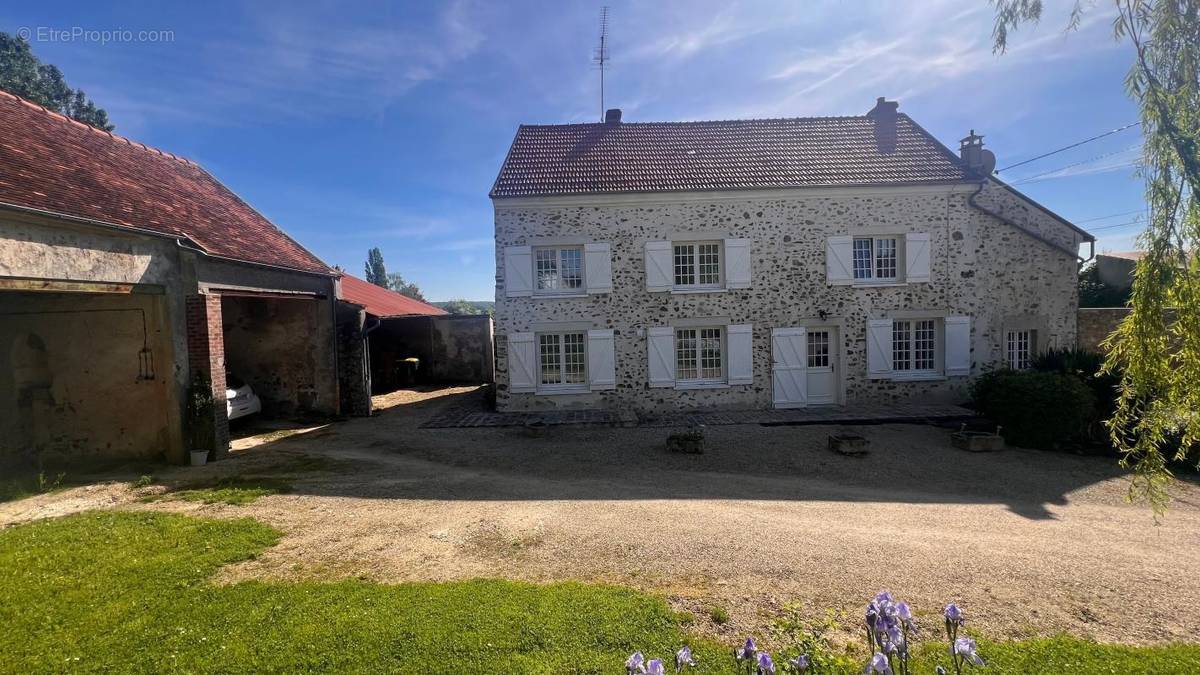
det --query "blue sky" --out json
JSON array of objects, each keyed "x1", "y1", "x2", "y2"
[{"x1": 5, "y1": 1, "x2": 1145, "y2": 300}]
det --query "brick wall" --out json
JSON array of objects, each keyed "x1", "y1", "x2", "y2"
[
  {"x1": 1077, "y1": 308, "x2": 1129, "y2": 352},
  {"x1": 185, "y1": 294, "x2": 229, "y2": 458},
  {"x1": 1078, "y1": 307, "x2": 1179, "y2": 353}
]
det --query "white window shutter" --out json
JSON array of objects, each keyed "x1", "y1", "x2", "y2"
[
  {"x1": 584, "y1": 243, "x2": 612, "y2": 294},
  {"x1": 724, "y1": 239, "x2": 752, "y2": 289},
  {"x1": 587, "y1": 329, "x2": 616, "y2": 390},
  {"x1": 645, "y1": 241, "x2": 672, "y2": 292},
  {"x1": 727, "y1": 323, "x2": 753, "y2": 385},
  {"x1": 905, "y1": 232, "x2": 931, "y2": 283},
  {"x1": 504, "y1": 246, "x2": 532, "y2": 297},
  {"x1": 945, "y1": 316, "x2": 972, "y2": 376},
  {"x1": 647, "y1": 326, "x2": 675, "y2": 387},
  {"x1": 826, "y1": 236, "x2": 853, "y2": 285},
  {"x1": 507, "y1": 332, "x2": 537, "y2": 392},
  {"x1": 867, "y1": 319, "x2": 894, "y2": 379}
]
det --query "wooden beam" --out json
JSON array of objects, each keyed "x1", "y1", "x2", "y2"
[{"x1": 0, "y1": 277, "x2": 164, "y2": 294}]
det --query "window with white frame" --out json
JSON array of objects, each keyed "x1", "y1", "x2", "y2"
[
  {"x1": 1006, "y1": 330, "x2": 1035, "y2": 370},
  {"x1": 852, "y1": 236, "x2": 900, "y2": 282},
  {"x1": 538, "y1": 332, "x2": 586, "y2": 388},
  {"x1": 673, "y1": 242, "x2": 722, "y2": 288},
  {"x1": 807, "y1": 330, "x2": 830, "y2": 368},
  {"x1": 534, "y1": 246, "x2": 583, "y2": 293},
  {"x1": 893, "y1": 319, "x2": 937, "y2": 373},
  {"x1": 675, "y1": 327, "x2": 724, "y2": 382}
]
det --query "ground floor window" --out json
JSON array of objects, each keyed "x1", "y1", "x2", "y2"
[
  {"x1": 676, "y1": 327, "x2": 723, "y2": 382},
  {"x1": 538, "y1": 332, "x2": 586, "y2": 388},
  {"x1": 1007, "y1": 329, "x2": 1035, "y2": 370},
  {"x1": 893, "y1": 319, "x2": 937, "y2": 373},
  {"x1": 807, "y1": 329, "x2": 830, "y2": 368}
]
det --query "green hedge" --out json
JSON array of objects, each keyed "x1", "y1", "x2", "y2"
[{"x1": 971, "y1": 371, "x2": 1098, "y2": 450}]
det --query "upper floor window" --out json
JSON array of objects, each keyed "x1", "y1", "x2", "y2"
[
  {"x1": 673, "y1": 242, "x2": 722, "y2": 288},
  {"x1": 1007, "y1": 329, "x2": 1035, "y2": 370},
  {"x1": 893, "y1": 318, "x2": 937, "y2": 373},
  {"x1": 853, "y1": 236, "x2": 899, "y2": 281},
  {"x1": 675, "y1": 326, "x2": 724, "y2": 382},
  {"x1": 534, "y1": 246, "x2": 583, "y2": 294}
]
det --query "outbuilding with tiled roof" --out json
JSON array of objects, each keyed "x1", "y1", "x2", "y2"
[{"x1": 0, "y1": 89, "x2": 356, "y2": 468}]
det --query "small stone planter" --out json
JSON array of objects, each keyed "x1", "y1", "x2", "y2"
[
  {"x1": 666, "y1": 426, "x2": 705, "y2": 454},
  {"x1": 828, "y1": 433, "x2": 869, "y2": 456},
  {"x1": 951, "y1": 430, "x2": 1005, "y2": 452}
]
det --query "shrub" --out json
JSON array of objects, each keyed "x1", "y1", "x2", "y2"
[
  {"x1": 971, "y1": 371, "x2": 1097, "y2": 450},
  {"x1": 1031, "y1": 347, "x2": 1121, "y2": 419}
]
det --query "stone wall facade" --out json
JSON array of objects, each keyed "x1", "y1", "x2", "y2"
[{"x1": 493, "y1": 182, "x2": 1085, "y2": 413}]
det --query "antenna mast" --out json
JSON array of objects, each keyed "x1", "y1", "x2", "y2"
[{"x1": 593, "y1": 6, "x2": 610, "y2": 121}]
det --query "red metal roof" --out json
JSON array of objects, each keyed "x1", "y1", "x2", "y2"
[
  {"x1": 0, "y1": 89, "x2": 332, "y2": 275},
  {"x1": 339, "y1": 274, "x2": 447, "y2": 318},
  {"x1": 491, "y1": 113, "x2": 974, "y2": 198}
]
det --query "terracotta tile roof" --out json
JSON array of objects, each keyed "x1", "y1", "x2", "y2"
[
  {"x1": 339, "y1": 274, "x2": 448, "y2": 318},
  {"x1": 0, "y1": 89, "x2": 332, "y2": 275},
  {"x1": 490, "y1": 113, "x2": 975, "y2": 198}
]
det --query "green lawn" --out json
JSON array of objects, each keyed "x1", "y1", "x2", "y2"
[
  {"x1": 140, "y1": 477, "x2": 292, "y2": 505},
  {"x1": 1, "y1": 511, "x2": 1197, "y2": 674}
]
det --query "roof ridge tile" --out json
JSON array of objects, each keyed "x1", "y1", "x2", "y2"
[{"x1": 0, "y1": 87, "x2": 198, "y2": 167}]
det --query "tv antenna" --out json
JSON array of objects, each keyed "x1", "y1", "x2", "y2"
[{"x1": 593, "y1": 6, "x2": 610, "y2": 121}]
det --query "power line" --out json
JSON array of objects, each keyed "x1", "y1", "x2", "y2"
[
  {"x1": 1088, "y1": 218, "x2": 1146, "y2": 232},
  {"x1": 994, "y1": 121, "x2": 1141, "y2": 174},
  {"x1": 1009, "y1": 145, "x2": 1141, "y2": 185},
  {"x1": 1073, "y1": 208, "x2": 1145, "y2": 224}
]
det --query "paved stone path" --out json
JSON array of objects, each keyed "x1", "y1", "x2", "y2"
[{"x1": 421, "y1": 390, "x2": 975, "y2": 429}]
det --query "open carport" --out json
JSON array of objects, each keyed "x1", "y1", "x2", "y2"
[{"x1": 220, "y1": 292, "x2": 338, "y2": 419}]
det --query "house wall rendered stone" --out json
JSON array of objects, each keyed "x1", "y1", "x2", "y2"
[{"x1": 492, "y1": 183, "x2": 1083, "y2": 413}]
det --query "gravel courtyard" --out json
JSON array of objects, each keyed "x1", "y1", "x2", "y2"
[{"x1": 4, "y1": 386, "x2": 1198, "y2": 646}]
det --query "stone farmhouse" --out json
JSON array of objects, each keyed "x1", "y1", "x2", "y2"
[{"x1": 490, "y1": 98, "x2": 1095, "y2": 414}]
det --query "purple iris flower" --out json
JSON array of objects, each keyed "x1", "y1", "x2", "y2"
[
  {"x1": 865, "y1": 603, "x2": 880, "y2": 629},
  {"x1": 736, "y1": 636, "x2": 757, "y2": 660},
  {"x1": 674, "y1": 646, "x2": 696, "y2": 671},
  {"x1": 896, "y1": 601, "x2": 913, "y2": 625},
  {"x1": 944, "y1": 603, "x2": 965, "y2": 626},
  {"x1": 626, "y1": 651, "x2": 645, "y2": 674},
  {"x1": 756, "y1": 652, "x2": 775, "y2": 674},
  {"x1": 954, "y1": 637, "x2": 985, "y2": 666},
  {"x1": 789, "y1": 654, "x2": 810, "y2": 672},
  {"x1": 866, "y1": 652, "x2": 893, "y2": 675},
  {"x1": 646, "y1": 658, "x2": 666, "y2": 675}
]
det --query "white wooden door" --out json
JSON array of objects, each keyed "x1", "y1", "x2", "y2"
[
  {"x1": 771, "y1": 328, "x2": 808, "y2": 409},
  {"x1": 804, "y1": 327, "x2": 838, "y2": 405}
]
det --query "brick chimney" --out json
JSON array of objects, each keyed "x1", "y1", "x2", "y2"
[
  {"x1": 605, "y1": 108, "x2": 622, "y2": 124},
  {"x1": 867, "y1": 97, "x2": 899, "y2": 153},
  {"x1": 866, "y1": 96, "x2": 899, "y2": 121}
]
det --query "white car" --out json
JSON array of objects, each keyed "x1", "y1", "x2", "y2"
[{"x1": 226, "y1": 374, "x2": 262, "y2": 420}]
